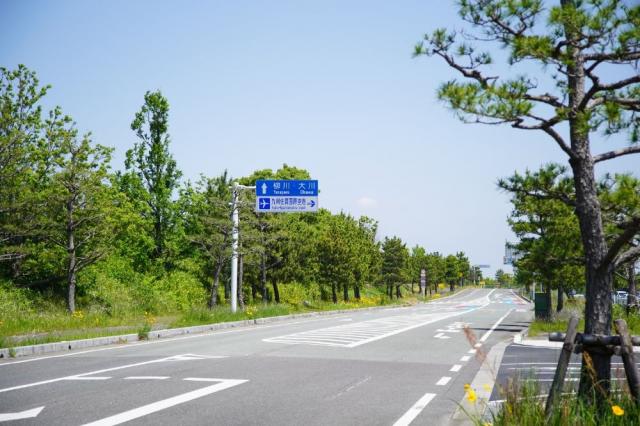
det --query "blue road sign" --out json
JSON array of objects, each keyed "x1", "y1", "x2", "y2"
[
  {"x1": 255, "y1": 180, "x2": 318, "y2": 196},
  {"x1": 255, "y1": 180, "x2": 319, "y2": 213}
]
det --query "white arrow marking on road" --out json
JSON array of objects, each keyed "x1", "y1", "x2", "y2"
[
  {"x1": 81, "y1": 379, "x2": 247, "y2": 426},
  {"x1": 0, "y1": 406, "x2": 44, "y2": 422}
]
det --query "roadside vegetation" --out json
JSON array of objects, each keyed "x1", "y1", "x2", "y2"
[
  {"x1": 417, "y1": 0, "x2": 640, "y2": 421},
  {"x1": 0, "y1": 72, "x2": 481, "y2": 351}
]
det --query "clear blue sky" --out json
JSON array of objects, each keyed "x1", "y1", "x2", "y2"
[{"x1": 2, "y1": 1, "x2": 637, "y2": 276}]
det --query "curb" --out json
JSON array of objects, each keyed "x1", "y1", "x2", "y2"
[
  {"x1": 0, "y1": 288, "x2": 472, "y2": 359},
  {"x1": 450, "y1": 340, "x2": 511, "y2": 425}
]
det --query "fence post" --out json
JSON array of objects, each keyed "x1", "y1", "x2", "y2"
[
  {"x1": 614, "y1": 319, "x2": 640, "y2": 405},
  {"x1": 545, "y1": 315, "x2": 578, "y2": 420}
]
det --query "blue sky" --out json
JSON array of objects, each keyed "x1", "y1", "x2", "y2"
[{"x1": 2, "y1": 1, "x2": 637, "y2": 276}]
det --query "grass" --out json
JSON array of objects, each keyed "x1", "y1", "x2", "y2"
[
  {"x1": 528, "y1": 300, "x2": 640, "y2": 337},
  {"x1": 0, "y1": 285, "x2": 475, "y2": 349}
]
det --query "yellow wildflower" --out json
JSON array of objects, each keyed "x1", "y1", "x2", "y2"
[
  {"x1": 466, "y1": 389, "x2": 477, "y2": 403},
  {"x1": 464, "y1": 383, "x2": 470, "y2": 390},
  {"x1": 611, "y1": 405, "x2": 624, "y2": 416}
]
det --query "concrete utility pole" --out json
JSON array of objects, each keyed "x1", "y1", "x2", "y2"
[{"x1": 230, "y1": 182, "x2": 255, "y2": 313}]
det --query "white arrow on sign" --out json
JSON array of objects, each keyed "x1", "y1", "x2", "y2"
[{"x1": 0, "y1": 406, "x2": 44, "y2": 422}]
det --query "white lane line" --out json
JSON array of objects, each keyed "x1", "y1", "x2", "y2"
[
  {"x1": 474, "y1": 343, "x2": 482, "y2": 348},
  {"x1": 0, "y1": 406, "x2": 45, "y2": 422},
  {"x1": 392, "y1": 392, "x2": 436, "y2": 426},
  {"x1": 468, "y1": 349, "x2": 476, "y2": 354},
  {"x1": 479, "y1": 308, "x2": 514, "y2": 343},
  {"x1": 124, "y1": 376, "x2": 170, "y2": 380},
  {"x1": 0, "y1": 353, "x2": 207, "y2": 394},
  {"x1": 81, "y1": 379, "x2": 247, "y2": 426},
  {"x1": 450, "y1": 365, "x2": 462, "y2": 372},
  {"x1": 460, "y1": 355, "x2": 471, "y2": 362},
  {"x1": 64, "y1": 376, "x2": 111, "y2": 381},
  {"x1": 434, "y1": 333, "x2": 445, "y2": 338},
  {"x1": 436, "y1": 377, "x2": 451, "y2": 386}
]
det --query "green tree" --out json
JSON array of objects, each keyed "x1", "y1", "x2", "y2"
[
  {"x1": 0, "y1": 65, "x2": 49, "y2": 266},
  {"x1": 126, "y1": 90, "x2": 182, "y2": 260},
  {"x1": 381, "y1": 236, "x2": 409, "y2": 299},
  {"x1": 416, "y1": 0, "x2": 640, "y2": 396},
  {"x1": 38, "y1": 122, "x2": 127, "y2": 312},
  {"x1": 182, "y1": 171, "x2": 233, "y2": 308}
]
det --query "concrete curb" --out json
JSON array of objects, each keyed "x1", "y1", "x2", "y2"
[
  {"x1": 450, "y1": 340, "x2": 511, "y2": 425},
  {"x1": 0, "y1": 289, "x2": 473, "y2": 359}
]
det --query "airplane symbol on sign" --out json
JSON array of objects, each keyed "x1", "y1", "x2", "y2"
[{"x1": 259, "y1": 198, "x2": 270, "y2": 210}]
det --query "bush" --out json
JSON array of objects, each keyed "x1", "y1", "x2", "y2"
[
  {"x1": 278, "y1": 282, "x2": 321, "y2": 306},
  {"x1": 152, "y1": 271, "x2": 207, "y2": 312},
  {"x1": 0, "y1": 280, "x2": 36, "y2": 317}
]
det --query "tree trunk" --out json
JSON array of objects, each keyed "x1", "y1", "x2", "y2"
[
  {"x1": 272, "y1": 277, "x2": 280, "y2": 303},
  {"x1": 343, "y1": 283, "x2": 349, "y2": 302},
  {"x1": 331, "y1": 283, "x2": 337, "y2": 303},
  {"x1": 261, "y1": 253, "x2": 268, "y2": 303},
  {"x1": 560, "y1": 10, "x2": 614, "y2": 398},
  {"x1": 66, "y1": 200, "x2": 76, "y2": 313},
  {"x1": 208, "y1": 260, "x2": 223, "y2": 309},
  {"x1": 557, "y1": 284, "x2": 564, "y2": 313},
  {"x1": 571, "y1": 153, "x2": 614, "y2": 399},
  {"x1": 545, "y1": 282, "x2": 552, "y2": 319},
  {"x1": 238, "y1": 252, "x2": 244, "y2": 309},
  {"x1": 396, "y1": 285, "x2": 401, "y2": 298},
  {"x1": 320, "y1": 284, "x2": 328, "y2": 301},
  {"x1": 354, "y1": 285, "x2": 360, "y2": 300},
  {"x1": 411, "y1": 282, "x2": 414, "y2": 294},
  {"x1": 628, "y1": 262, "x2": 637, "y2": 308}
]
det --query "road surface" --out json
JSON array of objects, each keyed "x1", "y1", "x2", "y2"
[{"x1": 0, "y1": 288, "x2": 531, "y2": 425}]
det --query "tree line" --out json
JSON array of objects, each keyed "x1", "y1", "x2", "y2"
[{"x1": 0, "y1": 65, "x2": 479, "y2": 315}]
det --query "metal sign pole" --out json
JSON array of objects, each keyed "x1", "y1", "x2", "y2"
[{"x1": 230, "y1": 183, "x2": 239, "y2": 313}]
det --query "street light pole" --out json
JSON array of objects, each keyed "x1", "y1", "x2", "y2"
[{"x1": 229, "y1": 183, "x2": 255, "y2": 313}]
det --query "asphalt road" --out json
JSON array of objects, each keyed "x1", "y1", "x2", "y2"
[{"x1": 0, "y1": 288, "x2": 531, "y2": 425}]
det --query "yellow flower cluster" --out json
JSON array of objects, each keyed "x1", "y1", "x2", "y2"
[
  {"x1": 72, "y1": 310, "x2": 84, "y2": 319},
  {"x1": 464, "y1": 384, "x2": 477, "y2": 403},
  {"x1": 143, "y1": 311, "x2": 157, "y2": 325},
  {"x1": 611, "y1": 405, "x2": 624, "y2": 416},
  {"x1": 245, "y1": 305, "x2": 258, "y2": 319}
]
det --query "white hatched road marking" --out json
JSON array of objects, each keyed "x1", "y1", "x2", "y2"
[
  {"x1": 450, "y1": 364, "x2": 462, "y2": 372},
  {"x1": 263, "y1": 292, "x2": 494, "y2": 348}
]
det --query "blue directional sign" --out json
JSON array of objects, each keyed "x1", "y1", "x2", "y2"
[
  {"x1": 255, "y1": 180, "x2": 318, "y2": 213},
  {"x1": 256, "y1": 180, "x2": 318, "y2": 196}
]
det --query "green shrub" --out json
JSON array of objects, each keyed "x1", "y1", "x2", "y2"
[
  {"x1": 152, "y1": 271, "x2": 207, "y2": 312},
  {"x1": 278, "y1": 282, "x2": 321, "y2": 306}
]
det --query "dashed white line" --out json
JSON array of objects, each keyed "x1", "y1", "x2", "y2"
[
  {"x1": 468, "y1": 349, "x2": 476, "y2": 354},
  {"x1": 436, "y1": 376, "x2": 451, "y2": 386},
  {"x1": 392, "y1": 392, "x2": 436, "y2": 426},
  {"x1": 450, "y1": 365, "x2": 462, "y2": 372},
  {"x1": 460, "y1": 355, "x2": 471, "y2": 362},
  {"x1": 479, "y1": 308, "x2": 514, "y2": 342}
]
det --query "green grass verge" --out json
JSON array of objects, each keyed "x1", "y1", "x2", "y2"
[
  {"x1": 464, "y1": 374, "x2": 640, "y2": 425},
  {"x1": 0, "y1": 286, "x2": 474, "y2": 349},
  {"x1": 528, "y1": 302, "x2": 640, "y2": 337}
]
